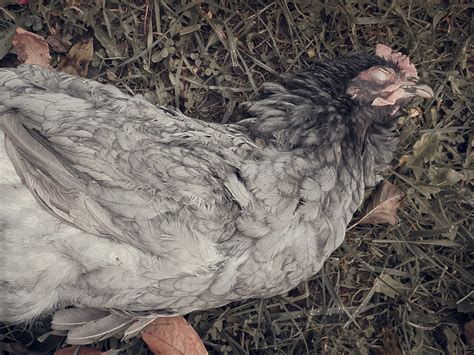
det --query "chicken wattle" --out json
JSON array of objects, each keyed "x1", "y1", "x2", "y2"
[{"x1": 0, "y1": 44, "x2": 432, "y2": 343}]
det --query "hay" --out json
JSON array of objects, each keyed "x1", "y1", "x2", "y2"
[{"x1": 0, "y1": 1, "x2": 472, "y2": 353}]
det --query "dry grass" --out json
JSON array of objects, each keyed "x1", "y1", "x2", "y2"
[{"x1": 0, "y1": 1, "x2": 472, "y2": 354}]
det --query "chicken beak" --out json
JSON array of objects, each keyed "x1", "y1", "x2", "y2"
[
  {"x1": 371, "y1": 82, "x2": 434, "y2": 107},
  {"x1": 403, "y1": 83, "x2": 434, "y2": 99}
]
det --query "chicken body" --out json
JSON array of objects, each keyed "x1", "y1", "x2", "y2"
[{"x1": 0, "y1": 48, "x2": 431, "y2": 326}]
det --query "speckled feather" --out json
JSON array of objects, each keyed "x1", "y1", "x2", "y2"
[{"x1": 0, "y1": 50, "x2": 417, "y2": 338}]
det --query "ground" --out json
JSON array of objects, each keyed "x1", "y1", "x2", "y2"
[{"x1": 0, "y1": 1, "x2": 472, "y2": 354}]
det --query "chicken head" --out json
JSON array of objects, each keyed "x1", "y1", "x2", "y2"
[{"x1": 346, "y1": 44, "x2": 433, "y2": 111}]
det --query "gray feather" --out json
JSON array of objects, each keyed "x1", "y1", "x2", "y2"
[
  {"x1": 0, "y1": 56, "x2": 415, "y2": 338},
  {"x1": 66, "y1": 313, "x2": 134, "y2": 345},
  {"x1": 122, "y1": 316, "x2": 159, "y2": 341},
  {"x1": 52, "y1": 308, "x2": 109, "y2": 331}
]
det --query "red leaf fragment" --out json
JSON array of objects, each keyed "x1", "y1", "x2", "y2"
[
  {"x1": 465, "y1": 320, "x2": 474, "y2": 347},
  {"x1": 142, "y1": 316, "x2": 208, "y2": 355},
  {"x1": 381, "y1": 327, "x2": 403, "y2": 355},
  {"x1": 12, "y1": 27, "x2": 51, "y2": 67}
]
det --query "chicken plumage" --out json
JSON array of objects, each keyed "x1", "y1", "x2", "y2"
[{"x1": 0, "y1": 45, "x2": 432, "y2": 341}]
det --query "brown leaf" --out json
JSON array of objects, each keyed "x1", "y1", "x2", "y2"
[
  {"x1": 465, "y1": 320, "x2": 474, "y2": 347},
  {"x1": 142, "y1": 316, "x2": 208, "y2": 355},
  {"x1": 407, "y1": 107, "x2": 421, "y2": 118},
  {"x1": 12, "y1": 27, "x2": 51, "y2": 67},
  {"x1": 54, "y1": 346, "x2": 104, "y2": 355},
  {"x1": 358, "y1": 180, "x2": 405, "y2": 226},
  {"x1": 381, "y1": 328, "x2": 403, "y2": 355},
  {"x1": 57, "y1": 38, "x2": 93, "y2": 77},
  {"x1": 407, "y1": 132, "x2": 440, "y2": 179},
  {"x1": 374, "y1": 274, "x2": 409, "y2": 298},
  {"x1": 428, "y1": 167, "x2": 464, "y2": 186},
  {"x1": 46, "y1": 34, "x2": 69, "y2": 53}
]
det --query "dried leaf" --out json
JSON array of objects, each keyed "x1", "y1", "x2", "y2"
[
  {"x1": 381, "y1": 328, "x2": 403, "y2": 355},
  {"x1": 142, "y1": 316, "x2": 207, "y2": 355},
  {"x1": 57, "y1": 38, "x2": 93, "y2": 77},
  {"x1": 54, "y1": 346, "x2": 104, "y2": 355},
  {"x1": 374, "y1": 274, "x2": 409, "y2": 298},
  {"x1": 0, "y1": 26, "x2": 16, "y2": 60},
  {"x1": 12, "y1": 27, "x2": 51, "y2": 67},
  {"x1": 428, "y1": 167, "x2": 464, "y2": 186},
  {"x1": 358, "y1": 180, "x2": 405, "y2": 226},
  {"x1": 444, "y1": 326, "x2": 462, "y2": 353},
  {"x1": 407, "y1": 132, "x2": 440, "y2": 179},
  {"x1": 91, "y1": 23, "x2": 122, "y2": 58},
  {"x1": 407, "y1": 107, "x2": 421, "y2": 118},
  {"x1": 47, "y1": 34, "x2": 69, "y2": 53},
  {"x1": 465, "y1": 320, "x2": 474, "y2": 347}
]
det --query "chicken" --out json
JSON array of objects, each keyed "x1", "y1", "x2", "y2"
[{"x1": 0, "y1": 45, "x2": 432, "y2": 342}]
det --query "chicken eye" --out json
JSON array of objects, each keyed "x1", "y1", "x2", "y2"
[{"x1": 372, "y1": 68, "x2": 391, "y2": 81}]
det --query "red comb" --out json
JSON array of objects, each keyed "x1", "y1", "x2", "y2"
[{"x1": 375, "y1": 44, "x2": 419, "y2": 80}]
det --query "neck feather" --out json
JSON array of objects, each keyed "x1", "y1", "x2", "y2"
[
  {"x1": 238, "y1": 93, "x2": 398, "y2": 188},
  {"x1": 344, "y1": 107, "x2": 398, "y2": 187}
]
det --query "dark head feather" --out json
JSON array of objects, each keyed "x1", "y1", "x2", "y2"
[
  {"x1": 237, "y1": 53, "x2": 395, "y2": 148},
  {"x1": 235, "y1": 49, "x2": 431, "y2": 185}
]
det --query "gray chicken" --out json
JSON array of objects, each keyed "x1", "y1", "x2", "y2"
[{"x1": 0, "y1": 45, "x2": 432, "y2": 342}]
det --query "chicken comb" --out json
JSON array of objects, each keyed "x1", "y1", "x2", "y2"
[{"x1": 375, "y1": 44, "x2": 419, "y2": 80}]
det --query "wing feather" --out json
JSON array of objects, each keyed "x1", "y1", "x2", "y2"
[{"x1": 0, "y1": 65, "x2": 255, "y2": 261}]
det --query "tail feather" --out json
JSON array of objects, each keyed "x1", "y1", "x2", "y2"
[
  {"x1": 52, "y1": 308, "x2": 109, "y2": 331},
  {"x1": 122, "y1": 316, "x2": 159, "y2": 342},
  {"x1": 51, "y1": 308, "x2": 159, "y2": 345},
  {"x1": 66, "y1": 312, "x2": 134, "y2": 345}
]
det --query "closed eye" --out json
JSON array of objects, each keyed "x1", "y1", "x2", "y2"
[{"x1": 372, "y1": 67, "x2": 391, "y2": 81}]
